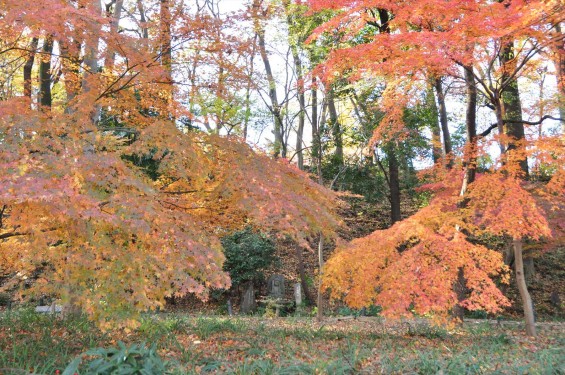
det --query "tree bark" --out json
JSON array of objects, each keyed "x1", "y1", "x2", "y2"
[
  {"x1": 316, "y1": 233, "x2": 324, "y2": 322},
  {"x1": 500, "y1": 41, "x2": 528, "y2": 177},
  {"x1": 327, "y1": 89, "x2": 344, "y2": 165},
  {"x1": 136, "y1": 0, "x2": 149, "y2": 40},
  {"x1": 292, "y1": 47, "x2": 306, "y2": 170},
  {"x1": 463, "y1": 65, "x2": 477, "y2": 186},
  {"x1": 159, "y1": 0, "x2": 173, "y2": 119},
  {"x1": 311, "y1": 77, "x2": 320, "y2": 165},
  {"x1": 426, "y1": 81, "x2": 442, "y2": 163},
  {"x1": 82, "y1": 0, "x2": 102, "y2": 122},
  {"x1": 252, "y1": 0, "x2": 285, "y2": 158},
  {"x1": 433, "y1": 77, "x2": 452, "y2": 167},
  {"x1": 553, "y1": 23, "x2": 564, "y2": 132},
  {"x1": 38, "y1": 35, "x2": 54, "y2": 111},
  {"x1": 61, "y1": 38, "x2": 81, "y2": 108},
  {"x1": 387, "y1": 146, "x2": 401, "y2": 224},
  {"x1": 105, "y1": 0, "x2": 124, "y2": 70},
  {"x1": 295, "y1": 246, "x2": 312, "y2": 304},
  {"x1": 285, "y1": 2, "x2": 306, "y2": 169},
  {"x1": 513, "y1": 238, "x2": 536, "y2": 336},
  {"x1": 23, "y1": 37, "x2": 39, "y2": 104}
]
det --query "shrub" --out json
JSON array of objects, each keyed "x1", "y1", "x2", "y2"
[
  {"x1": 63, "y1": 342, "x2": 169, "y2": 375},
  {"x1": 221, "y1": 227, "x2": 276, "y2": 286}
]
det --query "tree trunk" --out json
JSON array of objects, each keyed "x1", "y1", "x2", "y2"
[
  {"x1": 136, "y1": 0, "x2": 149, "y2": 40},
  {"x1": 291, "y1": 46, "x2": 306, "y2": 169},
  {"x1": 387, "y1": 146, "x2": 402, "y2": 224},
  {"x1": 295, "y1": 245, "x2": 312, "y2": 304},
  {"x1": 61, "y1": 38, "x2": 81, "y2": 109},
  {"x1": 426, "y1": 80, "x2": 442, "y2": 163},
  {"x1": 553, "y1": 23, "x2": 564, "y2": 132},
  {"x1": 82, "y1": 0, "x2": 102, "y2": 123},
  {"x1": 23, "y1": 37, "x2": 39, "y2": 104},
  {"x1": 159, "y1": 0, "x2": 173, "y2": 120},
  {"x1": 311, "y1": 78, "x2": 319, "y2": 165},
  {"x1": 104, "y1": 0, "x2": 124, "y2": 70},
  {"x1": 434, "y1": 77, "x2": 452, "y2": 167},
  {"x1": 500, "y1": 41, "x2": 528, "y2": 177},
  {"x1": 39, "y1": 35, "x2": 54, "y2": 111},
  {"x1": 285, "y1": 2, "x2": 306, "y2": 169},
  {"x1": 316, "y1": 234, "x2": 324, "y2": 322},
  {"x1": 252, "y1": 0, "x2": 284, "y2": 158},
  {"x1": 513, "y1": 238, "x2": 536, "y2": 336},
  {"x1": 327, "y1": 89, "x2": 343, "y2": 165},
  {"x1": 464, "y1": 65, "x2": 477, "y2": 186}
]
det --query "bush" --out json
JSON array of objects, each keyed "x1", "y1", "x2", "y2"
[
  {"x1": 63, "y1": 342, "x2": 169, "y2": 375},
  {"x1": 221, "y1": 227, "x2": 276, "y2": 286},
  {"x1": 0, "y1": 292, "x2": 11, "y2": 307}
]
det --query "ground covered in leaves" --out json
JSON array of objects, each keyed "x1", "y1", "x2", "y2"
[{"x1": 0, "y1": 310, "x2": 563, "y2": 374}]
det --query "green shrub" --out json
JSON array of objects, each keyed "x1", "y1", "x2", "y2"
[
  {"x1": 221, "y1": 227, "x2": 276, "y2": 286},
  {"x1": 0, "y1": 292, "x2": 11, "y2": 307},
  {"x1": 63, "y1": 342, "x2": 169, "y2": 375}
]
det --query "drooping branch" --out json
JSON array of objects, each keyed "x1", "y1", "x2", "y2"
[{"x1": 479, "y1": 115, "x2": 563, "y2": 138}]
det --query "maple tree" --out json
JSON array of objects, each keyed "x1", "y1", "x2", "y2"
[
  {"x1": 0, "y1": 0, "x2": 342, "y2": 328},
  {"x1": 308, "y1": 0, "x2": 564, "y2": 335}
]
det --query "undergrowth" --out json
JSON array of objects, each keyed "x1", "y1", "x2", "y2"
[{"x1": 0, "y1": 310, "x2": 563, "y2": 374}]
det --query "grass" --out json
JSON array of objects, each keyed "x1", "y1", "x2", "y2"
[{"x1": 0, "y1": 309, "x2": 563, "y2": 374}]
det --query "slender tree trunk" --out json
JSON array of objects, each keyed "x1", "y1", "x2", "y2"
[
  {"x1": 295, "y1": 246, "x2": 312, "y2": 304},
  {"x1": 105, "y1": 0, "x2": 124, "y2": 70},
  {"x1": 327, "y1": 89, "x2": 343, "y2": 165},
  {"x1": 513, "y1": 238, "x2": 536, "y2": 336},
  {"x1": 387, "y1": 146, "x2": 401, "y2": 224},
  {"x1": 464, "y1": 65, "x2": 477, "y2": 186},
  {"x1": 243, "y1": 39, "x2": 256, "y2": 140},
  {"x1": 160, "y1": 0, "x2": 173, "y2": 118},
  {"x1": 137, "y1": 0, "x2": 149, "y2": 40},
  {"x1": 451, "y1": 67, "x2": 479, "y2": 320},
  {"x1": 493, "y1": 94, "x2": 507, "y2": 155},
  {"x1": 39, "y1": 35, "x2": 54, "y2": 111},
  {"x1": 252, "y1": 0, "x2": 284, "y2": 158},
  {"x1": 426, "y1": 81, "x2": 442, "y2": 163},
  {"x1": 316, "y1": 233, "x2": 324, "y2": 322},
  {"x1": 500, "y1": 41, "x2": 528, "y2": 177},
  {"x1": 433, "y1": 78, "x2": 452, "y2": 167},
  {"x1": 23, "y1": 37, "x2": 39, "y2": 104},
  {"x1": 311, "y1": 78, "x2": 319, "y2": 165},
  {"x1": 61, "y1": 38, "x2": 81, "y2": 109},
  {"x1": 553, "y1": 23, "x2": 564, "y2": 131},
  {"x1": 82, "y1": 0, "x2": 102, "y2": 123},
  {"x1": 284, "y1": 1, "x2": 306, "y2": 169},
  {"x1": 291, "y1": 45, "x2": 306, "y2": 170}
]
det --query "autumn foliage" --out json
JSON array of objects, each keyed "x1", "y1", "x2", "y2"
[{"x1": 0, "y1": 0, "x2": 341, "y2": 327}]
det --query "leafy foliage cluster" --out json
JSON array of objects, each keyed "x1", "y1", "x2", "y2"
[
  {"x1": 221, "y1": 227, "x2": 276, "y2": 286},
  {"x1": 63, "y1": 342, "x2": 168, "y2": 375}
]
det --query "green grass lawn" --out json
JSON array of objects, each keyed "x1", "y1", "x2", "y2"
[{"x1": 0, "y1": 309, "x2": 563, "y2": 374}]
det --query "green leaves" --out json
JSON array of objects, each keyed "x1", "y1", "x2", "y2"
[
  {"x1": 63, "y1": 342, "x2": 169, "y2": 375},
  {"x1": 221, "y1": 227, "x2": 276, "y2": 286}
]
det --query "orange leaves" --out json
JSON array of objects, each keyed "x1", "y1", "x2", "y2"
[
  {"x1": 465, "y1": 174, "x2": 551, "y2": 240},
  {"x1": 323, "y1": 200, "x2": 511, "y2": 318},
  {"x1": 0, "y1": 100, "x2": 341, "y2": 327}
]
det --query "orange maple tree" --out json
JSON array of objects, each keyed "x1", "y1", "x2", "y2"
[
  {"x1": 308, "y1": 0, "x2": 564, "y2": 334},
  {"x1": 0, "y1": 0, "x2": 341, "y2": 328}
]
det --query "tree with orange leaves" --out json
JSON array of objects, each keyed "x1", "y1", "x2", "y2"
[
  {"x1": 309, "y1": 0, "x2": 564, "y2": 336},
  {"x1": 0, "y1": 0, "x2": 342, "y2": 328}
]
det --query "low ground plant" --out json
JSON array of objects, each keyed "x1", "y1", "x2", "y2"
[{"x1": 0, "y1": 309, "x2": 563, "y2": 374}]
